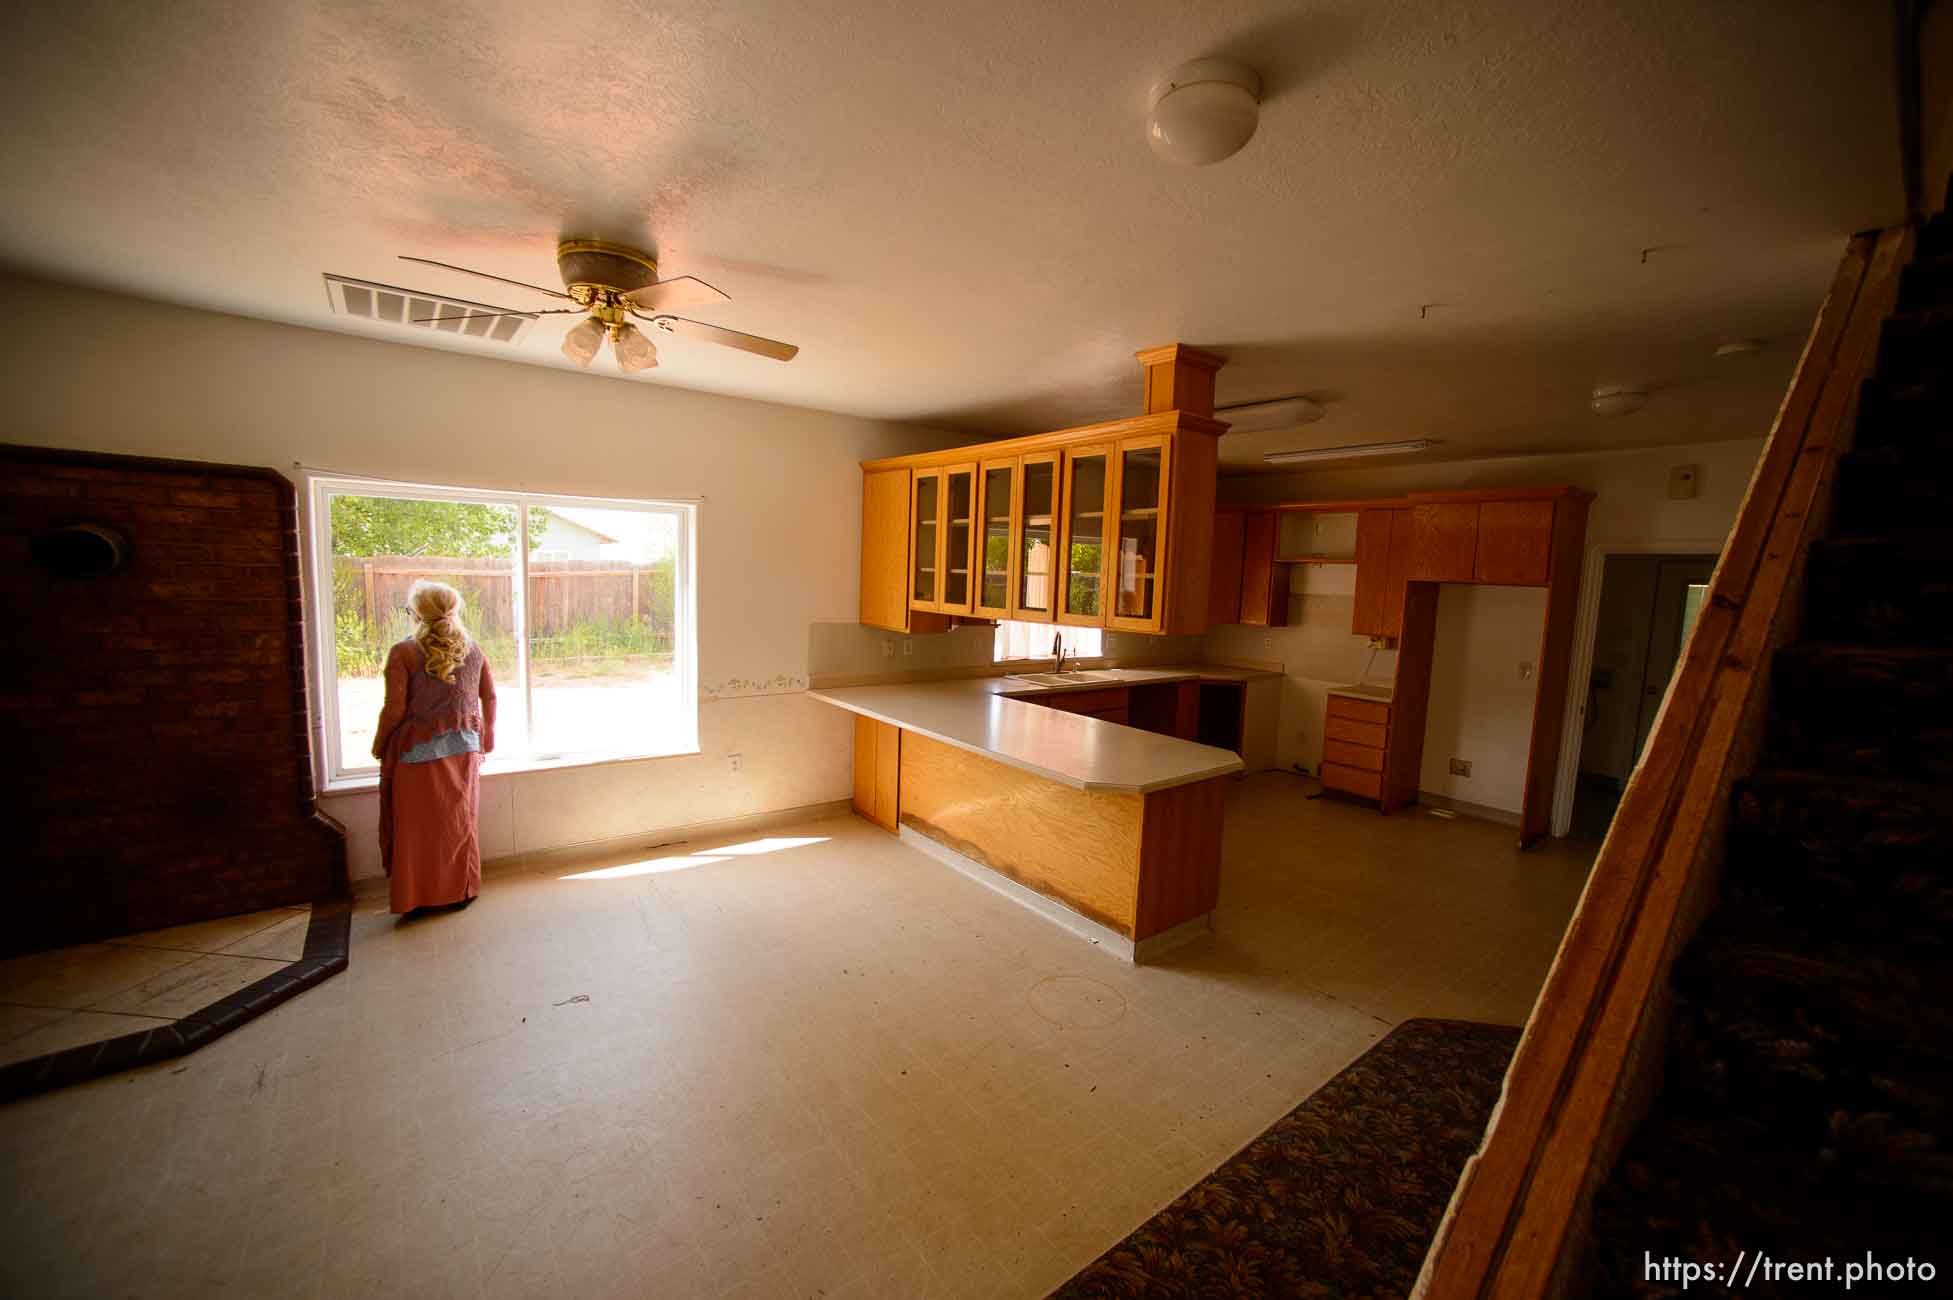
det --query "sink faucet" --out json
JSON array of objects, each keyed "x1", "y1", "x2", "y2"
[{"x1": 1052, "y1": 629, "x2": 1069, "y2": 674}]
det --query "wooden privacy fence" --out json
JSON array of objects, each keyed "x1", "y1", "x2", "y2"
[{"x1": 336, "y1": 555, "x2": 675, "y2": 636}]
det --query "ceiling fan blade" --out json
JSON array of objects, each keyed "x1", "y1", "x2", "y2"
[
  {"x1": 410, "y1": 308, "x2": 581, "y2": 323},
  {"x1": 398, "y1": 255, "x2": 572, "y2": 300},
  {"x1": 640, "y1": 314, "x2": 798, "y2": 362},
  {"x1": 623, "y1": 275, "x2": 731, "y2": 312}
]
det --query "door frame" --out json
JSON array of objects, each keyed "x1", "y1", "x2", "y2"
[{"x1": 1549, "y1": 538, "x2": 1726, "y2": 838}]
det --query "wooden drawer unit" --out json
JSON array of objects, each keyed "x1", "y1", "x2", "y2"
[
  {"x1": 1326, "y1": 695, "x2": 1389, "y2": 726},
  {"x1": 1320, "y1": 762, "x2": 1383, "y2": 800},
  {"x1": 1322, "y1": 692, "x2": 1392, "y2": 806},
  {"x1": 1322, "y1": 738, "x2": 1384, "y2": 772},
  {"x1": 1324, "y1": 715, "x2": 1387, "y2": 748}
]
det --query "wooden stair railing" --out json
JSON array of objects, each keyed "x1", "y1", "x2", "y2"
[{"x1": 1412, "y1": 222, "x2": 1916, "y2": 1300}]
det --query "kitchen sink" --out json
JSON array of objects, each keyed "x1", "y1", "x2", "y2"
[{"x1": 1006, "y1": 670, "x2": 1124, "y2": 687}]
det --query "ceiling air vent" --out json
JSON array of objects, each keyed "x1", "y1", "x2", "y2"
[{"x1": 322, "y1": 273, "x2": 539, "y2": 344}]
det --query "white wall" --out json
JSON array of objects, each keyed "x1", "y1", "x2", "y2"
[
  {"x1": 1209, "y1": 438, "x2": 1764, "y2": 813},
  {"x1": 0, "y1": 274, "x2": 953, "y2": 878}
]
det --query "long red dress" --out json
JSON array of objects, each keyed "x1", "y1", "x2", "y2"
[{"x1": 373, "y1": 638, "x2": 496, "y2": 913}]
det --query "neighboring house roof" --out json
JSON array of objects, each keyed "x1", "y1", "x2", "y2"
[{"x1": 545, "y1": 510, "x2": 619, "y2": 545}]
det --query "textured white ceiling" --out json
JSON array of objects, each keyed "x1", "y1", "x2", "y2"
[{"x1": 0, "y1": 1, "x2": 1903, "y2": 468}]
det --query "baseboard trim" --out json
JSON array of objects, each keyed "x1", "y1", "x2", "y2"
[
  {"x1": 351, "y1": 798, "x2": 855, "y2": 898},
  {"x1": 1415, "y1": 790, "x2": 1523, "y2": 828}
]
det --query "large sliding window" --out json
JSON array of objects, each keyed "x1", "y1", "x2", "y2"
[{"x1": 305, "y1": 474, "x2": 697, "y2": 788}]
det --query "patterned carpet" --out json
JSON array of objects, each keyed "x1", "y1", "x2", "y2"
[{"x1": 1049, "y1": 1018, "x2": 1520, "y2": 1299}]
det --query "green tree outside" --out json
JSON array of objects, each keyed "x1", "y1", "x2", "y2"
[{"x1": 329, "y1": 497, "x2": 547, "y2": 558}]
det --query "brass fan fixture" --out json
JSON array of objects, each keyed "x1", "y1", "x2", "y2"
[{"x1": 400, "y1": 239, "x2": 798, "y2": 373}]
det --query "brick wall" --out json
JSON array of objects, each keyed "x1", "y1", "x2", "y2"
[{"x1": 0, "y1": 445, "x2": 346, "y2": 957}]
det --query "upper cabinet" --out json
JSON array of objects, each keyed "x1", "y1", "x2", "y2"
[
  {"x1": 1407, "y1": 502, "x2": 1479, "y2": 582},
  {"x1": 1351, "y1": 507, "x2": 1414, "y2": 639},
  {"x1": 973, "y1": 460, "x2": 1017, "y2": 619},
  {"x1": 1108, "y1": 435, "x2": 1170, "y2": 632},
  {"x1": 1014, "y1": 452, "x2": 1059, "y2": 623},
  {"x1": 859, "y1": 467, "x2": 949, "y2": 634},
  {"x1": 858, "y1": 342, "x2": 1227, "y2": 638},
  {"x1": 1475, "y1": 499, "x2": 1555, "y2": 585},
  {"x1": 1058, "y1": 445, "x2": 1110, "y2": 626},
  {"x1": 1236, "y1": 510, "x2": 1289, "y2": 627},
  {"x1": 1208, "y1": 508, "x2": 1246, "y2": 626}
]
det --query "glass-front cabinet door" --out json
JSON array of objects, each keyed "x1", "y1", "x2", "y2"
[
  {"x1": 973, "y1": 459, "x2": 1017, "y2": 619},
  {"x1": 1108, "y1": 435, "x2": 1171, "y2": 633},
  {"x1": 1058, "y1": 445, "x2": 1110, "y2": 626},
  {"x1": 1013, "y1": 452, "x2": 1058, "y2": 623},
  {"x1": 909, "y1": 467, "x2": 942, "y2": 610},
  {"x1": 939, "y1": 463, "x2": 977, "y2": 614}
]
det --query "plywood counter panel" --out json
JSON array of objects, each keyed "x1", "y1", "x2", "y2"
[{"x1": 899, "y1": 732, "x2": 1143, "y2": 934}]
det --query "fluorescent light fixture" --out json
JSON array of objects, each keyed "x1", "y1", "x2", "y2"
[
  {"x1": 1216, "y1": 395, "x2": 1325, "y2": 433},
  {"x1": 1263, "y1": 438, "x2": 1439, "y2": 466}
]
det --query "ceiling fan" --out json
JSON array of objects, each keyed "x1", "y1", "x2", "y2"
[{"x1": 399, "y1": 239, "x2": 798, "y2": 373}]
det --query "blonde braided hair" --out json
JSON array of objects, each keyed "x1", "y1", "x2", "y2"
[{"x1": 408, "y1": 580, "x2": 471, "y2": 684}]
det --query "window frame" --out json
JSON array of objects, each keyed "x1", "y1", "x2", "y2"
[
  {"x1": 991, "y1": 620, "x2": 1105, "y2": 667},
  {"x1": 301, "y1": 471, "x2": 699, "y2": 793}
]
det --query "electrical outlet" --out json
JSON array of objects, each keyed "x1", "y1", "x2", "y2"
[
  {"x1": 880, "y1": 640, "x2": 895, "y2": 659},
  {"x1": 1449, "y1": 758, "x2": 1472, "y2": 777},
  {"x1": 728, "y1": 753, "x2": 743, "y2": 773},
  {"x1": 902, "y1": 639, "x2": 915, "y2": 657},
  {"x1": 1263, "y1": 634, "x2": 1273, "y2": 650},
  {"x1": 1518, "y1": 660, "x2": 1535, "y2": 680}
]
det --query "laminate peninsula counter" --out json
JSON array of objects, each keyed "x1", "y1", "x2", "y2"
[{"x1": 812, "y1": 667, "x2": 1258, "y2": 960}]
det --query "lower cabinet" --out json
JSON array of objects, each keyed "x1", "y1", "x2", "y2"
[
  {"x1": 1025, "y1": 681, "x2": 1213, "y2": 745},
  {"x1": 852, "y1": 716, "x2": 901, "y2": 831},
  {"x1": 1320, "y1": 695, "x2": 1391, "y2": 807}
]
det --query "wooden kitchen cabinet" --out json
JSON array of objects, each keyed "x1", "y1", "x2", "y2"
[
  {"x1": 909, "y1": 467, "x2": 943, "y2": 610},
  {"x1": 1208, "y1": 508, "x2": 1245, "y2": 625},
  {"x1": 1012, "y1": 452, "x2": 1060, "y2": 622},
  {"x1": 1058, "y1": 445, "x2": 1111, "y2": 627},
  {"x1": 1351, "y1": 510, "x2": 1392, "y2": 636},
  {"x1": 1352, "y1": 507, "x2": 1416, "y2": 638},
  {"x1": 859, "y1": 467, "x2": 950, "y2": 634},
  {"x1": 1237, "y1": 510, "x2": 1290, "y2": 627},
  {"x1": 1474, "y1": 499, "x2": 1555, "y2": 585},
  {"x1": 862, "y1": 343, "x2": 1228, "y2": 639},
  {"x1": 909, "y1": 463, "x2": 977, "y2": 615},
  {"x1": 1107, "y1": 435, "x2": 1171, "y2": 633},
  {"x1": 1408, "y1": 502, "x2": 1478, "y2": 582},
  {"x1": 973, "y1": 459, "x2": 1017, "y2": 619}
]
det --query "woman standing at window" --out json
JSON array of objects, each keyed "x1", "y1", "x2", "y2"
[{"x1": 372, "y1": 580, "x2": 496, "y2": 915}]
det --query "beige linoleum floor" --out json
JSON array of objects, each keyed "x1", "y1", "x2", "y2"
[
  {"x1": 0, "y1": 906, "x2": 313, "y2": 1067},
  {"x1": 0, "y1": 775, "x2": 1592, "y2": 1300}
]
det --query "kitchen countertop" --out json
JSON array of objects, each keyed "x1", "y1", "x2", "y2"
[
  {"x1": 1327, "y1": 682, "x2": 1395, "y2": 703},
  {"x1": 809, "y1": 664, "x2": 1259, "y2": 794}
]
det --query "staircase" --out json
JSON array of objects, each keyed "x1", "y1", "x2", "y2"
[{"x1": 1587, "y1": 206, "x2": 1953, "y2": 1295}]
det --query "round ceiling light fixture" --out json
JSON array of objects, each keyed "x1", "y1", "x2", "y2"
[
  {"x1": 1147, "y1": 58, "x2": 1262, "y2": 166},
  {"x1": 1590, "y1": 385, "x2": 1649, "y2": 417},
  {"x1": 1713, "y1": 338, "x2": 1767, "y2": 358}
]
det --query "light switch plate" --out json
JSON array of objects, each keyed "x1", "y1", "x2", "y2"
[
  {"x1": 1667, "y1": 463, "x2": 1701, "y2": 499},
  {"x1": 1449, "y1": 758, "x2": 1472, "y2": 777}
]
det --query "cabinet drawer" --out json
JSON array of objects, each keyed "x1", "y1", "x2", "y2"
[
  {"x1": 1039, "y1": 688, "x2": 1129, "y2": 714},
  {"x1": 1325, "y1": 716, "x2": 1388, "y2": 748},
  {"x1": 1326, "y1": 695, "x2": 1390, "y2": 726},
  {"x1": 1321, "y1": 761, "x2": 1383, "y2": 800},
  {"x1": 1321, "y1": 738, "x2": 1384, "y2": 772}
]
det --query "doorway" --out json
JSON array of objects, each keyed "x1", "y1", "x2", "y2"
[{"x1": 1570, "y1": 553, "x2": 1717, "y2": 839}]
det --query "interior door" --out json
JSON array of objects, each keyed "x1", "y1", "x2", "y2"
[{"x1": 1630, "y1": 556, "x2": 1718, "y2": 762}]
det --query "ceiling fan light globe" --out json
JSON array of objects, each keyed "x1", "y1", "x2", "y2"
[
  {"x1": 612, "y1": 322, "x2": 658, "y2": 373},
  {"x1": 561, "y1": 316, "x2": 605, "y2": 367}
]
